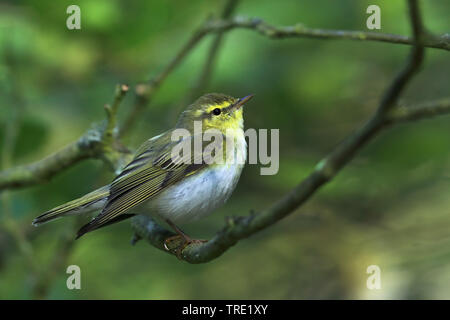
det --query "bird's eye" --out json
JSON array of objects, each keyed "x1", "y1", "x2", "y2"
[{"x1": 212, "y1": 108, "x2": 221, "y2": 116}]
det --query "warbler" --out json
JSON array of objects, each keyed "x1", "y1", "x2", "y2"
[{"x1": 33, "y1": 93, "x2": 253, "y2": 246}]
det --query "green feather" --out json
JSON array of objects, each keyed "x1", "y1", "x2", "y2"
[{"x1": 76, "y1": 133, "x2": 217, "y2": 237}]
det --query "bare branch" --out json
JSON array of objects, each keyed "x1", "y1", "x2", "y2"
[
  {"x1": 104, "y1": 84, "x2": 129, "y2": 140},
  {"x1": 202, "y1": 16, "x2": 449, "y2": 51},
  {"x1": 387, "y1": 98, "x2": 450, "y2": 123},
  {"x1": 376, "y1": 0, "x2": 425, "y2": 115}
]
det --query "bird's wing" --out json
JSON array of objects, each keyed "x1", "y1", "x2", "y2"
[{"x1": 76, "y1": 133, "x2": 219, "y2": 238}]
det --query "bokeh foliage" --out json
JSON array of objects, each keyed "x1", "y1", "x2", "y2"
[{"x1": 0, "y1": 0, "x2": 449, "y2": 299}]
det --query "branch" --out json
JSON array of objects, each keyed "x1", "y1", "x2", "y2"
[
  {"x1": 387, "y1": 98, "x2": 450, "y2": 123},
  {"x1": 202, "y1": 16, "x2": 450, "y2": 51},
  {"x1": 132, "y1": 0, "x2": 442, "y2": 263},
  {"x1": 0, "y1": 84, "x2": 130, "y2": 191}
]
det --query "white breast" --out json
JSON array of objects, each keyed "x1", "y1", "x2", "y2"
[{"x1": 146, "y1": 133, "x2": 246, "y2": 225}]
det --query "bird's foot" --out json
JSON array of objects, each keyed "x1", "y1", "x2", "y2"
[{"x1": 164, "y1": 235, "x2": 207, "y2": 259}]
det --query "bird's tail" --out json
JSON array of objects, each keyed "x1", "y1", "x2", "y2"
[{"x1": 32, "y1": 185, "x2": 110, "y2": 226}]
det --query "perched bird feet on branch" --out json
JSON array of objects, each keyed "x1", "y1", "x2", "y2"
[
  {"x1": 163, "y1": 234, "x2": 207, "y2": 259},
  {"x1": 163, "y1": 218, "x2": 207, "y2": 259}
]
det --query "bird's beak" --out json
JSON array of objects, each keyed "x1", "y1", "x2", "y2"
[{"x1": 234, "y1": 94, "x2": 254, "y2": 109}]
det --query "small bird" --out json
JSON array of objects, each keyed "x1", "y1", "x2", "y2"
[{"x1": 33, "y1": 93, "x2": 253, "y2": 247}]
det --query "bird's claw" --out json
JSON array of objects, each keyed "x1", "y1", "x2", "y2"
[{"x1": 163, "y1": 235, "x2": 207, "y2": 259}]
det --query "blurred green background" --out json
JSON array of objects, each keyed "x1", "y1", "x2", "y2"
[{"x1": 0, "y1": 0, "x2": 449, "y2": 299}]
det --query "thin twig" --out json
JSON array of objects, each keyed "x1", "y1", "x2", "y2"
[
  {"x1": 203, "y1": 16, "x2": 449, "y2": 50},
  {"x1": 387, "y1": 98, "x2": 450, "y2": 123},
  {"x1": 104, "y1": 84, "x2": 129, "y2": 141}
]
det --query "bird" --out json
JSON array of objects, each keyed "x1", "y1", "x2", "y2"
[{"x1": 32, "y1": 93, "x2": 253, "y2": 248}]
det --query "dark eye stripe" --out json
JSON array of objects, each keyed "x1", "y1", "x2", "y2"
[{"x1": 201, "y1": 102, "x2": 236, "y2": 119}]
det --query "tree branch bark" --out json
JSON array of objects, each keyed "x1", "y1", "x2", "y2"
[
  {"x1": 202, "y1": 16, "x2": 449, "y2": 51},
  {"x1": 387, "y1": 98, "x2": 450, "y2": 123}
]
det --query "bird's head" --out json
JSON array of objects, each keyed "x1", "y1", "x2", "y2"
[{"x1": 177, "y1": 93, "x2": 253, "y2": 134}]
